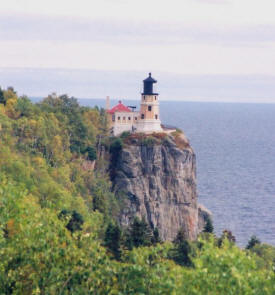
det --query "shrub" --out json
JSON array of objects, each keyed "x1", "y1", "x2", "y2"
[
  {"x1": 203, "y1": 215, "x2": 214, "y2": 233},
  {"x1": 59, "y1": 210, "x2": 84, "y2": 233},
  {"x1": 142, "y1": 136, "x2": 156, "y2": 147},
  {"x1": 85, "y1": 146, "x2": 97, "y2": 161},
  {"x1": 246, "y1": 235, "x2": 261, "y2": 249},
  {"x1": 218, "y1": 229, "x2": 236, "y2": 247},
  {"x1": 120, "y1": 131, "x2": 131, "y2": 139}
]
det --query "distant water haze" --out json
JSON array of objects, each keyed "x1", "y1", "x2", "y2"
[
  {"x1": 1, "y1": 67, "x2": 275, "y2": 104},
  {"x1": 70, "y1": 98, "x2": 274, "y2": 247}
]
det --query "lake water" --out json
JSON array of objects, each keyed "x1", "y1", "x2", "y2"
[
  {"x1": 160, "y1": 101, "x2": 275, "y2": 247},
  {"x1": 62, "y1": 98, "x2": 275, "y2": 247}
]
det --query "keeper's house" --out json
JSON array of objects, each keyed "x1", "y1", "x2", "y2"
[{"x1": 106, "y1": 73, "x2": 163, "y2": 136}]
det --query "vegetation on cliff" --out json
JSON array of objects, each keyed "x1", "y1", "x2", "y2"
[{"x1": 0, "y1": 87, "x2": 274, "y2": 294}]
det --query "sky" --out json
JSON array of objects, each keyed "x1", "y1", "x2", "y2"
[{"x1": 0, "y1": 0, "x2": 275, "y2": 102}]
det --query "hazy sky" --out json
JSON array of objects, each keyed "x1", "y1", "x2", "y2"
[{"x1": 0, "y1": 0, "x2": 275, "y2": 102}]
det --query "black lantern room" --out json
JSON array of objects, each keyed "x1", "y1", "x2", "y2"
[{"x1": 142, "y1": 73, "x2": 158, "y2": 95}]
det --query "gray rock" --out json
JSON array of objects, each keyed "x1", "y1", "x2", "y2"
[
  {"x1": 112, "y1": 135, "x2": 209, "y2": 241},
  {"x1": 198, "y1": 203, "x2": 213, "y2": 233}
]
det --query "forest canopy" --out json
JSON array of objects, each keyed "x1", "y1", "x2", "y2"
[{"x1": 0, "y1": 88, "x2": 274, "y2": 294}]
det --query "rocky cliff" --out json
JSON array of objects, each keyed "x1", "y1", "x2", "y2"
[{"x1": 111, "y1": 132, "x2": 210, "y2": 241}]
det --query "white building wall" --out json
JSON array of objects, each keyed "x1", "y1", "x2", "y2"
[
  {"x1": 112, "y1": 111, "x2": 137, "y2": 136},
  {"x1": 135, "y1": 119, "x2": 163, "y2": 133}
]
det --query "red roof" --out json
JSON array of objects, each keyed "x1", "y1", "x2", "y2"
[{"x1": 107, "y1": 101, "x2": 131, "y2": 114}]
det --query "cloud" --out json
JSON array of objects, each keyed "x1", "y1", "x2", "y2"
[
  {"x1": 0, "y1": 14, "x2": 275, "y2": 47},
  {"x1": 193, "y1": 0, "x2": 230, "y2": 4}
]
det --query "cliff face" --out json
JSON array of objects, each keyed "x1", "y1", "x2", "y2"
[{"x1": 112, "y1": 134, "x2": 209, "y2": 241}]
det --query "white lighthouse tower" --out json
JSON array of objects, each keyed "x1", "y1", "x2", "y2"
[{"x1": 136, "y1": 73, "x2": 163, "y2": 133}]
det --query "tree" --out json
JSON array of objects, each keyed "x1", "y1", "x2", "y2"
[
  {"x1": 66, "y1": 211, "x2": 84, "y2": 233},
  {"x1": 152, "y1": 227, "x2": 161, "y2": 244},
  {"x1": 59, "y1": 210, "x2": 84, "y2": 233},
  {"x1": 104, "y1": 223, "x2": 122, "y2": 260},
  {"x1": 127, "y1": 217, "x2": 153, "y2": 248},
  {"x1": 85, "y1": 146, "x2": 97, "y2": 161},
  {"x1": 203, "y1": 215, "x2": 214, "y2": 233},
  {"x1": 169, "y1": 229, "x2": 193, "y2": 267},
  {"x1": 15, "y1": 96, "x2": 34, "y2": 117},
  {"x1": 110, "y1": 138, "x2": 123, "y2": 160},
  {"x1": 246, "y1": 235, "x2": 261, "y2": 250},
  {"x1": 218, "y1": 229, "x2": 236, "y2": 247},
  {"x1": 173, "y1": 228, "x2": 186, "y2": 244},
  {"x1": 0, "y1": 87, "x2": 5, "y2": 105}
]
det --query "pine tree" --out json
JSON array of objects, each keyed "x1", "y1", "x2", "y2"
[
  {"x1": 203, "y1": 215, "x2": 214, "y2": 233},
  {"x1": 170, "y1": 229, "x2": 193, "y2": 267},
  {"x1": 66, "y1": 211, "x2": 84, "y2": 233},
  {"x1": 104, "y1": 223, "x2": 122, "y2": 260},
  {"x1": 246, "y1": 235, "x2": 261, "y2": 250},
  {"x1": 58, "y1": 210, "x2": 84, "y2": 233},
  {"x1": 173, "y1": 228, "x2": 186, "y2": 244},
  {"x1": 152, "y1": 227, "x2": 161, "y2": 244},
  {"x1": 0, "y1": 87, "x2": 5, "y2": 105},
  {"x1": 128, "y1": 217, "x2": 153, "y2": 248}
]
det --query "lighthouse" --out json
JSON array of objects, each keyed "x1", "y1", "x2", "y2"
[{"x1": 136, "y1": 73, "x2": 163, "y2": 133}]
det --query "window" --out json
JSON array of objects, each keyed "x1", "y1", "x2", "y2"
[
  {"x1": 141, "y1": 114, "x2": 145, "y2": 119},
  {"x1": 155, "y1": 96, "x2": 157, "y2": 100},
  {"x1": 128, "y1": 117, "x2": 131, "y2": 120},
  {"x1": 148, "y1": 106, "x2": 152, "y2": 111},
  {"x1": 143, "y1": 96, "x2": 146, "y2": 100},
  {"x1": 118, "y1": 116, "x2": 121, "y2": 120},
  {"x1": 135, "y1": 117, "x2": 137, "y2": 120},
  {"x1": 155, "y1": 114, "x2": 158, "y2": 119},
  {"x1": 112, "y1": 114, "x2": 115, "y2": 122},
  {"x1": 123, "y1": 117, "x2": 126, "y2": 120}
]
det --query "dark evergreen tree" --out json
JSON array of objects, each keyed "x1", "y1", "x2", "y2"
[
  {"x1": 85, "y1": 146, "x2": 97, "y2": 161},
  {"x1": 170, "y1": 229, "x2": 193, "y2": 267},
  {"x1": 203, "y1": 215, "x2": 214, "y2": 233},
  {"x1": 127, "y1": 217, "x2": 153, "y2": 248},
  {"x1": 58, "y1": 210, "x2": 84, "y2": 233},
  {"x1": 0, "y1": 87, "x2": 5, "y2": 105},
  {"x1": 104, "y1": 223, "x2": 122, "y2": 260},
  {"x1": 246, "y1": 235, "x2": 261, "y2": 250},
  {"x1": 58, "y1": 209, "x2": 71, "y2": 219},
  {"x1": 66, "y1": 211, "x2": 84, "y2": 233},
  {"x1": 152, "y1": 227, "x2": 162, "y2": 244},
  {"x1": 92, "y1": 191, "x2": 108, "y2": 215},
  {"x1": 173, "y1": 228, "x2": 186, "y2": 244}
]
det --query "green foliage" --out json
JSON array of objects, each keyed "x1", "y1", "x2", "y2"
[
  {"x1": 120, "y1": 131, "x2": 131, "y2": 139},
  {"x1": 59, "y1": 210, "x2": 84, "y2": 233},
  {"x1": 203, "y1": 215, "x2": 214, "y2": 233},
  {"x1": 178, "y1": 236, "x2": 275, "y2": 295},
  {"x1": 85, "y1": 146, "x2": 97, "y2": 161},
  {"x1": 110, "y1": 137, "x2": 123, "y2": 156},
  {"x1": 15, "y1": 96, "x2": 34, "y2": 117},
  {"x1": 104, "y1": 222, "x2": 122, "y2": 260},
  {"x1": 248, "y1": 243, "x2": 275, "y2": 269},
  {"x1": 109, "y1": 137, "x2": 123, "y2": 178},
  {"x1": 0, "y1": 88, "x2": 274, "y2": 294},
  {"x1": 218, "y1": 229, "x2": 236, "y2": 247},
  {"x1": 126, "y1": 217, "x2": 153, "y2": 249},
  {"x1": 246, "y1": 235, "x2": 261, "y2": 249},
  {"x1": 152, "y1": 227, "x2": 162, "y2": 244},
  {"x1": 0, "y1": 87, "x2": 5, "y2": 105},
  {"x1": 142, "y1": 135, "x2": 156, "y2": 146},
  {"x1": 169, "y1": 229, "x2": 193, "y2": 267}
]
